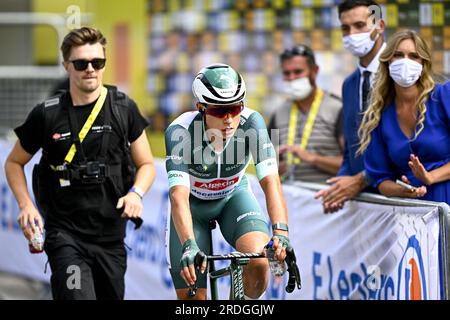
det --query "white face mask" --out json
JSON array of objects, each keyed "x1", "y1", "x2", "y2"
[
  {"x1": 282, "y1": 77, "x2": 313, "y2": 100},
  {"x1": 389, "y1": 58, "x2": 423, "y2": 88},
  {"x1": 343, "y1": 31, "x2": 378, "y2": 57}
]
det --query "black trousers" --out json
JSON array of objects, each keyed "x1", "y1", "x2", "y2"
[{"x1": 44, "y1": 230, "x2": 127, "y2": 300}]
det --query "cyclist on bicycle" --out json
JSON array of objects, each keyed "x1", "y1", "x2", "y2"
[{"x1": 165, "y1": 63, "x2": 291, "y2": 300}]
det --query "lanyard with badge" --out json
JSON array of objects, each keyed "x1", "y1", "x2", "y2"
[
  {"x1": 286, "y1": 88, "x2": 324, "y2": 167},
  {"x1": 50, "y1": 86, "x2": 108, "y2": 187}
]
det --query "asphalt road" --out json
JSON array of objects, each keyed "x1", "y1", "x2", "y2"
[{"x1": 0, "y1": 271, "x2": 51, "y2": 300}]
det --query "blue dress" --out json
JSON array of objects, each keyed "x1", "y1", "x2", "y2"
[{"x1": 365, "y1": 82, "x2": 450, "y2": 204}]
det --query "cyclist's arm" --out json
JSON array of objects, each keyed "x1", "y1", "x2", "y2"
[
  {"x1": 169, "y1": 184, "x2": 205, "y2": 287},
  {"x1": 165, "y1": 123, "x2": 194, "y2": 244},
  {"x1": 260, "y1": 174, "x2": 288, "y2": 261},
  {"x1": 169, "y1": 185, "x2": 194, "y2": 244},
  {"x1": 259, "y1": 174, "x2": 288, "y2": 237}
]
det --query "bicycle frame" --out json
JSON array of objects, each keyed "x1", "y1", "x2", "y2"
[
  {"x1": 207, "y1": 252, "x2": 266, "y2": 300},
  {"x1": 188, "y1": 220, "x2": 267, "y2": 300}
]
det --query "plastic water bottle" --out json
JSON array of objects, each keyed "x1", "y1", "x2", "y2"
[
  {"x1": 266, "y1": 241, "x2": 286, "y2": 277},
  {"x1": 29, "y1": 228, "x2": 44, "y2": 254}
]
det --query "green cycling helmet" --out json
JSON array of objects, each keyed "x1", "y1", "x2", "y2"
[{"x1": 192, "y1": 63, "x2": 246, "y2": 105}]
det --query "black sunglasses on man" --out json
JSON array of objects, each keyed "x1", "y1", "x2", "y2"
[{"x1": 69, "y1": 58, "x2": 106, "y2": 71}]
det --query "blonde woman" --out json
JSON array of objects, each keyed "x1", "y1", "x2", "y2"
[{"x1": 358, "y1": 30, "x2": 450, "y2": 203}]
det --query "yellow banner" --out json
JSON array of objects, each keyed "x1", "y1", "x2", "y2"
[
  {"x1": 387, "y1": 4, "x2": 399, "y2": 28},
  {"x1": 229, "y1": 11, "x2": 240, "y2": 30},
  {"x1": 331, "y1": 29, "x2": 343, "y2": 51},
  {"x1": 204, "y1": 0, "x2": 213, "y2": 12},
  {"x1": 176, "y1": 53, "x2": 190, "y2": 73},
  {"x1": 273, "y1": 0, "x2": 285, "y2": 9},
  {"x1": 313, "y1": 0, "x2": 323, "y2": 7},
  {"x1": 154, "y1": 74, "x2": 166, "y2": 94},
  {"x1": 304, "y1": 9, "x2": 314, "y2": 30},
  {"x1": 185, "y1": 0, "x2": 194, "y2": 9},
  {"x1": 432, "y1": 3, "x2": 444, "y2": 26},
  {"x1": 168, "y1": 0, "x2": 180, "y2": 12},
  {"x1": 245, "y1": 96, "x2": 261, "y2": 112},
  {"x1": 265, "y1": 9, "x2": 276, "y2": 31},
  {"x1": 254, "y1": 75, "x2": 268, "y2": 97},
  {"x1": 218, "y1": 33, "x2": 230, "y2": 52}
]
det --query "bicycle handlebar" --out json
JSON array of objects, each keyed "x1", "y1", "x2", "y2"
[
  {"x1": 189, "y1": 247, "x2": 301, "y2": 297},
  {"x1": 199, "y1": 251, "x2": 266, "y2": 262},
  {"x1": 189, "y1": 251, "x2": 267, "y2": 298}
]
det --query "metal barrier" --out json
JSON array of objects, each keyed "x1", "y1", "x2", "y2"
[{"x1": 293, "y1": 180, "x2": 450, "y2": 299}]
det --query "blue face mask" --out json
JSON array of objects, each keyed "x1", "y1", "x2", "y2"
[{"x1": 389, "y1": 58, "x2": 423, "y2": 88}]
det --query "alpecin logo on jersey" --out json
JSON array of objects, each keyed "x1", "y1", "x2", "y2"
[{"x1": 194, "y1": 176, "x2": 239, "y2": 191}]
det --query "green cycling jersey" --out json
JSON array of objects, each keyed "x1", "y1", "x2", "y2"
[{"x1": 165, "y1": 107, "x2": 278, "y2": 200}]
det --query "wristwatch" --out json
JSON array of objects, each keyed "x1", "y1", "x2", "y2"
[
  {"x1": 272, "y1": 222, "x2": 289, "y2": 232},
  {"x1": 129, "y1": 186, "x2": 144, "y2": 199},
  {"x1": 361, "y1": 170, "x2": 371, "y2": 188}
]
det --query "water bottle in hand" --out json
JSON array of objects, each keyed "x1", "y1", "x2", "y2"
[
  {"x1": 29, "y1": 227, "x2": 44, "y2": 254},
  {"x1": 266, "y1": 240, "x2": 286, "y2": 277}
]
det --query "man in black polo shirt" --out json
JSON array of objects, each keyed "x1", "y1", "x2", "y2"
[{"x1": 4, "y1": 27, "x2": 156, "y2": 299}]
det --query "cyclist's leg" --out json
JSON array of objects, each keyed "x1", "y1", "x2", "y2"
[
  {"x1": 218, "y1": 177, "x2": 270, "y2": 299},
  {"x1": 168, "y1": 216, "x2": 208, "y2": 299},
  {"x1": 235, "y1": 231, "x2": 270, "y2": 299},
  {"x1": 167, "y1": 195, "x2": 225, "y2": 300}
]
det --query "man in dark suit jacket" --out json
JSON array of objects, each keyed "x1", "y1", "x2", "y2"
[{"x1": 316, "y1": 0, "x2": 386, "y2": 213}]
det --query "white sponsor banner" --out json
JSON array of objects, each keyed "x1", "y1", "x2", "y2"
[
  {"x1": 275, "y1": 185, "x2": 441, "y2": 300},
  {"x1": 0, "y1": 140, "x2": 443, "y2": 299}
]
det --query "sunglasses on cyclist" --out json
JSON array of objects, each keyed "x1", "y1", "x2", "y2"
[
  {"x1": 204, "y1": 104, "x2": 244, "y2": 119},
  {"x1": 69, "y1": 58, "x2": 106, "y2": 71}
]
